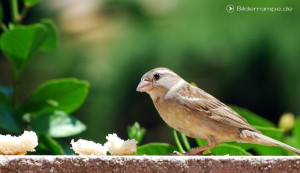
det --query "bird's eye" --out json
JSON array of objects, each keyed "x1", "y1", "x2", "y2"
[{"x1": 153, "y1": 73, "x2": 160, "y2": 80}]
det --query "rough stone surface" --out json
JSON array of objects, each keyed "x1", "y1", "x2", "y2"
[{"x1": 0, "y1": 156, "x2": 300, "y2": 173}]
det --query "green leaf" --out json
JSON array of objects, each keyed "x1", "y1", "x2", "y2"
[
  {"x1": 39, "y1": 19, "x2": 59, "y2": 51},
  {"x1": 293, "y1": 118, "x2": 300, "y2": 148},
  {"x1": 127, "y1": 122, "x2": 146, "y2": 144},
  {"x1": 0, "y1": 92, "x2": 8, "y2": 105},
  {"x1": 226, "y1": 142, "x2": 254, "y2": 151},
  {"x1": 0, "y1": 85, "x2": 12, "y2": 106},
  {"x1": 195, "y1": 138, "x2": 208, "y2": 147},
  {"x1": 137, "y1": 143, "x2": 177, "y2": 155},
  {"x1": 230, "y1": 105, "x2": 275, "y2": 127},
  {"x1": 252, "y1": 144, "x2": 285, "y2": 156},
  {"x1": 30, "y1": 111, "x2": 86, "y2": 137},
  {"x1": 0, "y1": 85, "x2": 13, "y2": 99},
  {"x1": 24, "y1": 0, "x2": 41, "y2": 7},
  {"x1": 255, "y1": 126, "x2": 284, "y2": 140},
  {"x1": 38, "y1": 135, "x2": 65, "y2": 155},
  {"x1": 282, "y1": 136, "x2": 298, "y2": 156},
  {"x1": 0, "y1": 24, "x2": 47, "y2": 72},
  {"x1": 211, "y1": 144, "x2": 252, "y2": 156},
  {"x1": 25, "y1": 78, "x2": 89, "y2": 115},
  {"x1": 0, "y1": 105, "x2": 22, "y2": 132}
]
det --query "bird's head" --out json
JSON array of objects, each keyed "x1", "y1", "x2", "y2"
[{"x1": 136, "y1": 67, "x2": 182, "y2": 98}]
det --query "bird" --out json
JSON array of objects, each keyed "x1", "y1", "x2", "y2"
[{"x1": 136, "y1": 67, "x2": 300, "y2": 155}]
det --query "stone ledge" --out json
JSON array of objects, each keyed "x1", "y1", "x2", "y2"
[{"x1": 0, "y1": 156, "x2": 300, "y2": 173}]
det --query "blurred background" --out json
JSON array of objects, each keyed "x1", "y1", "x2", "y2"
[{"x1": 1, "y1": 0, "x2": 300, "y2": 145}]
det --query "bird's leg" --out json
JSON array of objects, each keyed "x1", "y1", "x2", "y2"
[
  {"x1": 184, "y1": 138, "x2": 218, "y2": 155},
  {"x1": 184, "y1": 145, "x2": 213, "y2": 155}
]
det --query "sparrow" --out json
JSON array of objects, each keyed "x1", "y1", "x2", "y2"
[{"x1": 136, "y1": 67, "x2": 300, "y2": 155}]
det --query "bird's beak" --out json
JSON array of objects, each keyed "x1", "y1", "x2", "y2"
[{"x1": 136, "y1": 79, "x2": 153, "y2": 92}]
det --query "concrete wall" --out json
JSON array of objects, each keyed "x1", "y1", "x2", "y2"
[{"x1": 1, "y1": 156, "x2": 300, "y2": 172}]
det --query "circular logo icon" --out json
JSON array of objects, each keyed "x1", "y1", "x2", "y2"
[{"x1": 226, "y1": 5, "x2": 234, "y2": 13}]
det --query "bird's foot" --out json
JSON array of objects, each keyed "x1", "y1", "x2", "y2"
[
  {"x1": 167, "y1": 144, "x2": 217, "y2": 156},
  {"x1": 183, "y1": 150, "x2": 214, "y2": 156},
  {"x1": 184, "y1": 151, "x2": 214, "y2": 156},
  {"x1": 166, "y1": 150, "x2": 214, "y2": 156},
  {"x1": 183, "y1": 145, "x2": 215, "y2": 156}
]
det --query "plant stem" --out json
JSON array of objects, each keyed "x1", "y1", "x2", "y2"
[
  {"x1": 172, "y1": 129, "x2": 185, "y2": 153},
  {"x1": 19, "y1": 6, "x2": 29, "y2": 23},
  {"x1": 10, "y1": 0, "x2": 19, "y2": 23},
  {"x1": 180, "y1": 132, "x2": 191, "y2": 151},
  {"x1": 21, "y1": 6, "x2": 29, "y2": 16}
]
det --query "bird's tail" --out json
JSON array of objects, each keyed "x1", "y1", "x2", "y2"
[{"x1": 241, "y1": 130, "x2": 300, "y2": 155}]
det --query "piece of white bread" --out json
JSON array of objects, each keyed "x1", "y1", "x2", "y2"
[
  {"x1": 0, "y1": 131, "x2": 38, "y2": 155},
  {"x1": 71, "y1": 139, "x2": 107, "y2": 155},
  {"x1": 105, "y1": 133, "x2": 137, "y2": 155}
]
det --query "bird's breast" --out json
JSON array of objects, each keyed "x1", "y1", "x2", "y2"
[
  {"x1": 153, "y1": 99, "x2": 241, "y2": 142},
  {"x1": 153, "y1": 99, "x2": 209, "y2": 139}
]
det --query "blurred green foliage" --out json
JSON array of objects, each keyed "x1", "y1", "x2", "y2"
[{"x1": 0, "y1": 0, "x2": 88, "y2": 154}]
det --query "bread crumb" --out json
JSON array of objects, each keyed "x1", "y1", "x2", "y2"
[
  {"x1": 105, "y1": 133, "x2": 137, "y2": 155},
  {"x1": 0, "y1": 131, "x2": 38, "y2": 155},
  {"x1": 71, "y1": 139, "x2": 107, "y2": 155}
]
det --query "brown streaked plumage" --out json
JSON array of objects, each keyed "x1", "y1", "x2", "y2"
[{"x1": 136, "y1": 67, "x2": 300, "y2": 155}]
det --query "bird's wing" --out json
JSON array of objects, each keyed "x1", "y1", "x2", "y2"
[{"x1": 169, "y1": 84, "x2": 258, "y2": 132}]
